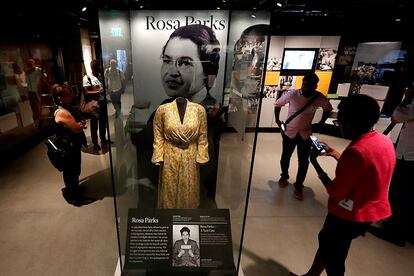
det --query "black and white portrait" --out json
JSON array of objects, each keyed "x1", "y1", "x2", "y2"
[
  {"x1": 267, "y1": 57, "x2": 282, "y2": 71},
  {"x1": 317, "y1": 48, "x2": 337, "y2": 71},
  {"x1": 172, "y1": 225, "x2": 200, "y2": 267}
]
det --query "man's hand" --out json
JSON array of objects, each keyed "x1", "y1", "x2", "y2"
[{"x1": 276, "y1": 118, "x2": 282, "y2": 127}]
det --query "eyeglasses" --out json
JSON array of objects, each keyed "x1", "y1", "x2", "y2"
[
  {"x1": 332, "y1": 120, "x2": 339, "y2": 127},
  {"x1": 161, "y1": 56, "x2": 196, "y2": 72}
]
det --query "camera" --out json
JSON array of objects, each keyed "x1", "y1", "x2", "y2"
[{"x1": 310, "y1": 135, "x2": 326, "y2": 153}]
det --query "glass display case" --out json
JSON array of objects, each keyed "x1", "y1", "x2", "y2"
[{"x1": 99, "y1": 9, "x2": 270, "y2": 275}]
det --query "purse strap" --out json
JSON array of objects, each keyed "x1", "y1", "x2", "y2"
[{"x1": 285, "y1": 92, "x2": 321, "y2": 126}]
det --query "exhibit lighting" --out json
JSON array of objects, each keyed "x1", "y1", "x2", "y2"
[
  {"x1": 140, "y1": 5, "x2": 144, "y2": 9},
  {"x1": 81, "y1": 6, "x2": 87, "y2": 12},
  {"x1": 251, "y1": 14, "x2": 256, "y2": 18},
  {"x1": 395, "y1": 18, "x2": 401, "y2": 22},
  {"x1": 217, "y1": 7, "x2": 221, "y2": 10},
  {"x1": 276, "y1": 2, "x2": 283, "y2": 8}
]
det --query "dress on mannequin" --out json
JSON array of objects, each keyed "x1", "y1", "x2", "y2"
[{"x1": 152, "y1": 98, "x2": 209, "y2": 208}]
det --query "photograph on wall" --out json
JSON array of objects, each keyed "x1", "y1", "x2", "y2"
[
  {"x1": 266, "y1": 56, "x2": 282, "y2": 71},
  {"x1": 263, "y1": 85, "x2": 278, "y2": 98},
  {"x1": 317, "y1": 48, "x2": 337, "y2": 71},
  {"x1": 131, "y1": 11, "x2": 229, "y2": 112},
  {"x1": 337, "y1": 44, "x2": 356, "y2": 66},
  {"x1": 279, "y1": 75, "x2": 295, "y2": 89},
  {"x1": 172, "y1": 225, "x2": 200, "y2": 267}
]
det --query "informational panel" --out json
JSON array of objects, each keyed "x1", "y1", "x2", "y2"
[
  {"x1": 359, "y1": 84, "x2": 389, "y2": 100},
  {"x1": 124, "y1": 208, "x2": 236, "y2": 275}
]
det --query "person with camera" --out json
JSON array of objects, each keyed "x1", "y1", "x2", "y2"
[
  {"x1": 52, "y1": 84, "x2": 94, "y2": 206},
  {"x1": 290, "y1": 94, "x2": 395, "y2": 276},
  {"x1": 274, "y1": 72, "x2": 332, "y2": 200}
]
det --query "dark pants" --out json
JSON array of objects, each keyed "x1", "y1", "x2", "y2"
[
  {"x1": 62, "y1": 148, "x2": 81, "y2": 194},
  {"x1": 90, "y1": 100, "x2": 108, "y2": 145},
  {"x1": 319, "y1": 213, "x2": 371, "y2": 276},
  {"x1": 280, "y1": 133, "x2": 311, "y2": 189},
  {"x1": 110, "y1": 90, "x2": 122, "y2": 114},
  {"x1": 28, "y1": 91, "x2": 40, "y2": 122},
  {"x1": 386, "y1": 158, "x2": 414, "y2": 241}
]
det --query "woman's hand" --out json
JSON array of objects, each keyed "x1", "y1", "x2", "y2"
[
  {"x1": 320, "y1": 141, "x2": 341, "y2": 160},
  {"x1": 178, "y1": 249, "x2": 185, "y2": 258},
  {"x1": 309, "y1": 147, "x2": 321, "y2": 163}
]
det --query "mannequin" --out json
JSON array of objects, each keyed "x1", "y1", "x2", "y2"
[
  {"x1": 152, "y1": 98, "x2": 209, "y2": 208},
  {"x1": 176, "y1": 97, "x2": 187, "y2": 124}
]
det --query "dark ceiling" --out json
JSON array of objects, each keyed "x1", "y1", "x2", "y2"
[{"x1": 2, "y1": 0, "x2": 413, "y2": 41}]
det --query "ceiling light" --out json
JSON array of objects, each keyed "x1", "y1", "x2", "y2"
[
  {"x1": 253, "y1": 7, "x2": 257, "y2": 10},
  {"x1": 81, "y1": 6, "x2": 87, "y2": 12},
  {"x1": 251, "y1": 14, "x2": 256, "y2": 18},
  {"x1": 395, "y1": 18, "x2": 401, "y2": 22},
  {"x1": 222, "y1": 0, "x2": 227, "y2": 2},
  {"x1": 140, "y1": 5, "x2": 144, "y2": 9},
  {"x1": 217, "y1": 7, "x2": 221, "y2": 10},
  {"x1": 276, "y1": 2, "x2": 283, "y2": 8}
]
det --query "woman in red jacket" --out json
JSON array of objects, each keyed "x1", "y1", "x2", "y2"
[{"x1": 290, "y1": 94, "x2": 396, "y2": 276}]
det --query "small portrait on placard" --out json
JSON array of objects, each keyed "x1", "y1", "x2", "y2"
[{"x1": 172, "y1": 225, "x2": 200, "y2": 267}]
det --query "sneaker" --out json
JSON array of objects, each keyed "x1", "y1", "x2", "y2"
[
  {"x1": 293, "y1": 188, "x2": 303, "y2": 200},
  {"x1": 278, "y1": 177, "x2": 289, "y2": 187}
]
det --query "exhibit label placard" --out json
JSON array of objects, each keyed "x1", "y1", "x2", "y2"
[{"x1": 124, "y1": 208, "x2": 236, "y2": 275}]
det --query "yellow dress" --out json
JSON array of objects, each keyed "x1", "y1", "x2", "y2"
[{"x1": 152, "y1": 99, "x2": 209, "y2": 208}]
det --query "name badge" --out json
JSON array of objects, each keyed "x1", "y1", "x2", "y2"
[
  {"x1": 338, "y1": 199, "x2": 354, "y2": 211},
  {"x1": 181, "y1": 245, "x2": 191, "y2": 250}
]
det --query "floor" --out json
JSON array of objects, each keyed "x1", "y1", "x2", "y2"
[
  {"x1": 0, "y1": 137, "x2": 118, "y2": 275},
  {"x1": 240, "y1": 133, "x2": 414, "y2": 276},
  {"x1": 1, "y1": 88, "x2": 414, "y2": 276}
]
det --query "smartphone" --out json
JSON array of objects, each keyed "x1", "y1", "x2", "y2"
[
  {"x1": 310, "y1": 135, "x2": 326, "y2": 153},
  {"x1": 280, "y1": 121, "x2": 286, "y2": 132}
]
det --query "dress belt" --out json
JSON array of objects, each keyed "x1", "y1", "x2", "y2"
[{"x1": 169, "y1": 140, "x2": 190, "y2": 149}]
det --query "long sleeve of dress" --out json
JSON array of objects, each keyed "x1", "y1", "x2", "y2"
[
  {"x1": 196, "y1": 107, "x2": 209, "y2": 164},
  {"x1": 151, "y1": 106, "x2": 165, "y2": 164}
]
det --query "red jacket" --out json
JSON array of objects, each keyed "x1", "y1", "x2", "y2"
[{"x1": 327, "y1": 131, "x2": 396, "y2": 222}]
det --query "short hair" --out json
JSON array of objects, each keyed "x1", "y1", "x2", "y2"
[
  {"x1": 162, "y1": 24, "x2": 221, "y2": 78},
  {"x1": 51, "y1": 84, "x2": 71, "y2": 103},
  {"x1": 180, "y1": 227, "x2": 191, "y2": 235},
  {"x1": 303, "y1": 72, "x2": 319, "y2": 85},
  {"x1": 90, "y1": 59, "x2": 101, "y2": 72},
  {"x1": 337, "y1": 94, "x2": 379, "y2": 133},
  {"x1": 240, "y1": 24, "x2": 269, "y2": 41}
]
